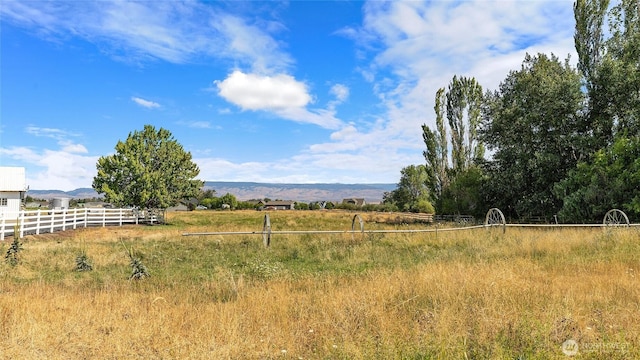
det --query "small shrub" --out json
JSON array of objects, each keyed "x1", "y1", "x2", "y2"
[
  {"x1": 5, "y1": 236, "x2": 23, "y2": 267},
  {"x1": 75, "y1": 252, "x2": 93, "y2": 272},
  {"x1": 129, "y1": 256, "x2": 150, "y2": 280},
  {"x1": 5, "y1": 222, "x2": 23, "y2": 267},
  {"x1": 75, "y1": 239, "x2": 93, "y2": 272},
  {"x1": 120, "y1": 239, "x2": 150, "y2": 280}
]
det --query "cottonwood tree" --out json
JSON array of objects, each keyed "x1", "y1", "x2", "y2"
[
  {"x1": 574, "y1": 0, "x2": 640, "y2": 145},
  {"x1": 445, "y1": 76, "x2": 484, "y2": 171},
  {"x1": 600, "y1": 0, "x2": 640, "y2": 135},
  {"x1": 423, "y1": 76, "x2": 484, "y2": 214},
  {"x1": 93, "y1": 125, "x2": 203, "y2": 209},
  {"x1": 422, "y1": 89, "x2": 449, "y2": 200},
  {"x1": 481, "y1": 53, "x2": 585, "y2": 220},
  {"x1": 557, "y1": 0, "x2": 640, "y2": 221},
  {"x1": 574, "y1": 0, "x2": 611, "y2": 147}
]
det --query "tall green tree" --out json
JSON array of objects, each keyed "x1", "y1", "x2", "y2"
[
  {"x1": 423, "y1": 76, "x2": 484, "y2": 214},
  {"x1": 481, "y1": 53, "x2": 585, "y2": 219},
  {"x1": 605, "y1": 0, "x2": 640, "y2": 135},
  {"x1": 558, "y1": 0, "x2": 640, "y2": 221},
  {"x1": 422, "y1": 88, "x2": 449, "y2": 200},
  {"x1": 445, "y1": 76, "x2": 484, "y2": 171},
  {"x1": 574, "y1": 0, "x2": 609, "y2": 90},
  {"x1": 575, "y1": 0, "x2": 640, "y2": 142},
  {"x1": 220, "y1": 193, "x2": 238, "y2": 209},
  {"x1": 574, "y1": 0, "x2": 612, "y2": 148},
  {"x1": 93, "y1": 125, "x2": 203, "y2": 209}
]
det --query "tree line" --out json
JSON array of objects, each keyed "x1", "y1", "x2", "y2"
[{"x1": 384, "y1": 0, "x2": 640, "y2": 223}]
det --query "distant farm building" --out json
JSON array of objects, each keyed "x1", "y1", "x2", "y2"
[
  {"x1": 342, "y1": 198, "x2": 366, "y2": 207},
  {"x1": 0, "y1": 167, "x2": 28, "y2": 217},
  {"x1": 50, "y1": 197, "x2": 70, "y2": 210},
  {"x1": 263, "y1": 200, "x2": 295, "y2": 210}
]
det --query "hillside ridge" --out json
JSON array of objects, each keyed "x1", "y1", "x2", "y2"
[{"x1": 28, "y1": 182, "x2": 397, "y2": 203}]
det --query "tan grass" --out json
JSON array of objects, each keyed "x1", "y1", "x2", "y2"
[{"x1": 1, "y1": 211, "x2": 639, "y2": 359}]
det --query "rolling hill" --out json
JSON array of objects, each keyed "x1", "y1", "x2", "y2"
[{"x1": 28, "y1": 182, "x2": 397, "y2": 203}]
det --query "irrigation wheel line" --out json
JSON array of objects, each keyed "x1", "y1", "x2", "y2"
[
  {"x1": 181, "y1": 222, "x2": 639, "y2": 240},
  {"x1": 182, "y1": 224, "x2": 488, "y2": 237},
  {"x1": 181, "y1": 208, "x2": 640, "y2": 242}
]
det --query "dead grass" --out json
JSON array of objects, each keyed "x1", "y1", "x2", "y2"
[{"x1": 1, "y1": 211, "x2": 639, "y2": 359}]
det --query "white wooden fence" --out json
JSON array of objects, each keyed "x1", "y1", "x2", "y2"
[{"x1": 0, "y1": 208, "x2": 143, "y2": 240}]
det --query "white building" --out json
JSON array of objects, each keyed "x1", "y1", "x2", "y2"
[{"x1": 0, "y1": 167, "x2": 28, "y2": 218}]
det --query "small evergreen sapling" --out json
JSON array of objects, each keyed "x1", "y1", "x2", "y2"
[
  {"x1": 5, "y1": 223, "x2": 23, "y2": 267},
  {"x1": 120, "y1": 239, "x2": 150, "y2": 280},
  {"x1": 75, "y1": 239, "x2": 93, "y2": 272},
  {"x1": 75, "y1": 252, "x2": 93, "y2": 272}
]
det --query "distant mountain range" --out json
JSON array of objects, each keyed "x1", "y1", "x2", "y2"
[{"x1": 28, "y1": 182, "x2": 397, "y2": 203}]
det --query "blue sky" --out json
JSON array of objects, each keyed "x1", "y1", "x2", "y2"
[{"x1": 1, "y1": 0, "x2": 577, "y2": 191}]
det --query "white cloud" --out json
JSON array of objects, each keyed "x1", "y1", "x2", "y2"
[
  {"x1": 60, "y1": 141, "x2": 89, "y2": 154},
  {"x1": 194, "y1": 150, "x2": 404, "y2": 185},
  {"x1": 327, "y1": 83, "x2": 350, "y2": 111},
  {"x1": 274, "y1": 107, "x2": 343, "y2": 130},
  {"x1": 131, "y1": 96, "x2": 160, "y2": 109},
  {"x1": 216, "y1": 70, "x2": 343, "y2": 129},
  {"x1": 186, "y1": 121, "x2": 212, "y2": 129},
  {"x1": 0, "y1": 146, "x2": 42, "y2": 164},
  {"x1": 212, "y1": 14, "x2": 293, "y2": 73},
  {"x1": 359, "y1": 1, "x2": 576, "y2": 95},
  {"x1": 1, "y1": 146, "x2": 98, "y2": 191},
  {"x1": 25, "y1": 126, "x2": 77, "y2": 140},
  {"x1": 0, "y1": 1, "x2": 292, "y2": 71},
  {"x1": 329, "y1": 124, "x2": 358, "y2": 142},
  {"x1": 330, "y1": 84, "x2": 350, "y2": 102},
  {"x1": 4, "y1": 126, "x2": 96, "y2": 190},
  {"x1": 216, "y1": 71, "x2": 311, "y2": 110}
]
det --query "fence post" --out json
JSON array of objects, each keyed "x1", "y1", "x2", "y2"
[
  {"x1": 102, "y1": 209, "x2": 106, "y2": 227},
  {"x1": 62, "y1": 210, "x2": 67, "y2": 231},
  {"x1": 36, "y1": 210, "x2": 42, "y2": 235},
  {"x1": 19, "y1": 210, "x2": 25, "y2": 238},
  {"x1": 50, "y1": 210, "x2": 56, "y2": 233},
  {"x1": 72, "y1": 209, "x2": 77, "y2": 230},
  {"x1": 262, "y1": 214, "x2": 271, "y2": 247},
  {"x1": 84, "y1": 209, "x2": 88, "y2": 228},
  {"x1": 0, "y1": 216, "x2": 4, "y2": 241}
]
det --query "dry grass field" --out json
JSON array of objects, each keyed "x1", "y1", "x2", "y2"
[{"x1": 1, "y1": 210, "x2": 638, "y2": 359}]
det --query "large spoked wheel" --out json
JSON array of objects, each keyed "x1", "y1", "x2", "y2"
[
  {"x1": 485, "y1": 208, "x2": 506, "y2": 233},
  {"x1": 603, "y1": 209, "x2": 630, "y2": 227},
  {"x1": 485, "y1": 208, "x2": 505, "y2": 226}
]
